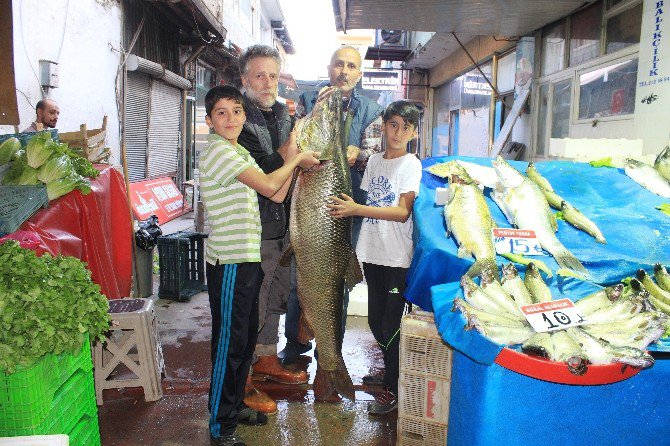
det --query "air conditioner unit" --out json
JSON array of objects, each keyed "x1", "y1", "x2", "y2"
[{"x1": 374, "y1": 29, "x2": 407, "y2": 48}]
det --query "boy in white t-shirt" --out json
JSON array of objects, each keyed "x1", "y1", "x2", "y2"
[{"x1": 327, "y1": 100, "x2": 422, "y2": 414}]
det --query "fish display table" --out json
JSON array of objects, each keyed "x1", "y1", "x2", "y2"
[
  {"x1": 405, "y1": 156, "x2": 670, "y2": 445},
  {"x1": 406, "y1": 156, "x2": 670, "y2": 312}
]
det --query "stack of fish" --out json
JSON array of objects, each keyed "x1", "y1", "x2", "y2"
[
  {"x1": 452, "y1": 263, "x2": 668, "y2": 375},
  {"x1": 636, "y1": 265, "x2": 670, "y2": 334},
  {"x1": 624, "y1": 146, "x2": 670, "y2": 198}
]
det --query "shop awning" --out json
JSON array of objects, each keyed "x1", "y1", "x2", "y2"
[
  {"x1": 148, "y1": 0, "x2": 227, "y2": 41},
  {"x1": 332, "y1": 0, "x2": 593, "y2": 36}
]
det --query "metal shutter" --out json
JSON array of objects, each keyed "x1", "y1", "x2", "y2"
[
  {"x1": 147, "y1": 79, "x2": 181, "y2": 178},
  {"x1": 126, "y1": 72, "x2": 150, "y2": 182}
]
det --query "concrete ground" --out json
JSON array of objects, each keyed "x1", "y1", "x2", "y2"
[{"x1": 97, "y1": 213, "x2": 395, "y2": 446}]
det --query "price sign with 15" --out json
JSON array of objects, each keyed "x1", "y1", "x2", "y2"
[{"x1": 492, "y1": 228, "x2": 545, "y2": 256}]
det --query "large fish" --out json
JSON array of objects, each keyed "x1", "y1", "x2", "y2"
[
  {"x1": 624, "y1": 158, "x2": 670, "y2": 198},
  {"x1": 654, "y1": 146, "x2": 670, "y2": 182},
  {"x1": 492, "y1": 157, "x2": 587, "y2": 275},
  {"x1": 289, "y1": 87, "x2": 360, "y2": 400},
  {"x1": 444, "y1": 168, "x2": 498, "y2": 279}
]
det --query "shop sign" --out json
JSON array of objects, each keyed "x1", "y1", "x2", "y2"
[
  {"x1": 520, "y1": 299, "x2": 586, "y2": 333},
  {"x1": 492, "y1": 228, "x2": 544, "y2": 256},
  {"x1": 129, "y1": 177, "x2": 189, "y2": 223},
  {"x1": 463, "y1": 76, "x2": 492, "y2": 96},
  {"x1": 362, "y1": 69, "x2": 402, "y2": 91}
]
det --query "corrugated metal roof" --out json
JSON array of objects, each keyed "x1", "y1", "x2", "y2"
[{"x1": 332, "y1": 0, "x2": 593, "y2": 35}]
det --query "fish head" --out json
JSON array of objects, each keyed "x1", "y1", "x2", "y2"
[
  {"x1": 606, "y1": 283, "x2": 625, "y2": 301},
  {"x1": 460, "y1": 275, "x2": 477, "y2": 295},
  {"x1": 502, "y1": 263, "x2": 519, "y2": 280},
  {"x1": 526, "y1": 262, "x2": 541, "y2": 279},
  {"x1": 623, "y1": 158, "x2": 644, "y2": 170},
  {"x1": 480, "y1": 265, "x2": 497, "y2": 286},
  {"x1": 492, "y1": 156, "x2": 524, "y2": 188},
  {"x1": 566, "y1": 356, "x2": 588, "y2": 375},
  {"x1": 295, "y1": 87, "x2": 343, "y2": 161}
]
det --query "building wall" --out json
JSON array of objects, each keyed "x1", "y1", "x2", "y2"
[
  {"x1": 1, "y1": 0, "x2": 122, "y2": 162},
  {"x1": 634, "y1": 0, "x2": 670, "y2": 153}
]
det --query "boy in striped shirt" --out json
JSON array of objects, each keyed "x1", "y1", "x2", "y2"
[{"x1": 199, "y1": 85, "x2": 319, "y2": 446}]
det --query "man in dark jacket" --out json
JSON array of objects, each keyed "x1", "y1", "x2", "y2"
[
  {"x1": 237, "y1": 45, "x2": 308, "y2": 414},
  {"x1": 280, "y1": 46, "x2": 384, "y2": 382}
]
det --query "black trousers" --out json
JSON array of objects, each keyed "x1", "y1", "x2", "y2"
[
  {"x1": 206, "y1": 261, "x2": 263, "y2": 438},
  {"x1": 363, "y1": 262, "x2": 409, "y2": 395}
]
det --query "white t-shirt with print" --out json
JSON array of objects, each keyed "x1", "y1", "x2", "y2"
[{"x1": 355, "y1": 152, "x2": 422, "y2": 268}]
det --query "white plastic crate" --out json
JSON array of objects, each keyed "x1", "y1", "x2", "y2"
[
  {"x1": 0, "y1": 435, "x2": 68, "y2": 446},
  {"x1": 397, "y1": 416, "x2": 448, "y2": 446},
  {"x1": 397, "y1": 311, "x2": 452, "y2": 445},
  {"x1": 398, "y1": 373, "x2": 451, "y2": 425},
  {"x1": 400, "y1": 311, "x2": 452, "y2": 379}
]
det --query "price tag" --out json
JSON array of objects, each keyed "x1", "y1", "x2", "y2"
[
  {"x1": 492, "y1": 228, "x2": 544, "y2": 256},
  {"x1": 520, "y1": 298, "x2": 586, "y2": 333}
]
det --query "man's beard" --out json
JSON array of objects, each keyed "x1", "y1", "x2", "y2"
[{"x1": 248, "y1": 89, "x2": 277, "y2": 109}]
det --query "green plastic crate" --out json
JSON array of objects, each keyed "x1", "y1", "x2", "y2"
[
  {"x1": 0, "y1": 368, "x2": 97, "y2": 437},
  {"x1": 67, "y1": 413, "x2": 100, "y2": 446},
  {"x1": 0, "y1": 334, "x2": 92, "y2": 432},
  {"x1": 0, "y1": 185, "x2": 49, "y2": 236},
  {"x1": 0, "y1": 130, "x2": 59, "y2": 147}
]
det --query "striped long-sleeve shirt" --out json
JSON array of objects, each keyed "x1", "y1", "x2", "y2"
[{"x1": 199, "y1": 134, "x2": 262, "y2": 265}]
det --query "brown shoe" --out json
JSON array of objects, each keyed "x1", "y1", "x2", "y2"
[
  {"x1": 252, "y1": 355, "x2": 308, "y2": 385},
  {"x1": 244, "y1": 375, "x2": 277, "y2": 414}
]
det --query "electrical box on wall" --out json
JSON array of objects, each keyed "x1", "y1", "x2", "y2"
[{"x1": 39, "y1": 60, "x2": 59, "y2": 88}]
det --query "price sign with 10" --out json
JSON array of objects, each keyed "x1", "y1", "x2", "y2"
[{"x1": 520, "y1": 299, "x2": 586, "y2": 333}]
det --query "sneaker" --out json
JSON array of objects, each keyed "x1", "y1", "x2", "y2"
[
  {"x1": 362, "y1": 374, "x2": 384, "y2": 386},
  {"x1": 210, "y1": 433, "x2": 246, "y2": 446},
  {"x1": 368, "y1": 389, "x2": 397, "y2": 415},
  {"x1": 237, "y1": 404, "x2": 268, "y2": 426}
]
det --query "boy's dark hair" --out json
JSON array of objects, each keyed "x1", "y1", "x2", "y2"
[
  {"x1": 205, "y1": 85, "x2": 244, "y2": 116},
  {"x1": 382, "y1": 100, "x2": 420, "y2": 128}
]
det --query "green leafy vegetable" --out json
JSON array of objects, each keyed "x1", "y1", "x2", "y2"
[
  {"x1": 38, "y1": 155, "x2": 72, "y2": 183},
  {"x1": 71, "y1": 156, "x2": 100, "y2": 178},
  {"x1": 0, "y1": 137, "x2": 20, "y2": 165},
  {"x1": 26, "y1": 133, "x2": 55, "y2": 168},
  {"x1": 0, "y1": 241, "x2": 110, "y2": 373},
  {"x1": 46, "y1": 174, "x2": 91, "y2": 200}
]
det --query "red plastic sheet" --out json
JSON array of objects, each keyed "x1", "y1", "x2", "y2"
[{"x1": 16, "y1": 165, "x2": 132, "y2": 299}]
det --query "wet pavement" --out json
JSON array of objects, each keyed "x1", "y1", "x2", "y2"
[{"x1": 98, "y1": 214, "x2": 396, "y2": 446}]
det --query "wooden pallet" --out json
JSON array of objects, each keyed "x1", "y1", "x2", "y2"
[{"x1": 59, "y1": 116, "x2": 110, "y2": 163}]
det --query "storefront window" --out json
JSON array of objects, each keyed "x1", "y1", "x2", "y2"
[
  {"x1": 606, "y1": 0, "x2": 627, "y2": 9},
  {"x1": 541, "y1": 20, "x2": 566, "y2": 76},
  {"x1": 570, "y1": 2, "x2": 602, "y2": 66},
  {"x1": 605, "y1": 2, "x2": 642, "y2": 54},
  {"x1": 535, "y1": 84, "x2": 549, "y2": 157},
  {"x1": 551, "y1": 79, "x2": 572, "y2": 138},
  {"x1": 578, "y1": 58, "x2": 638, "y2": 120}
]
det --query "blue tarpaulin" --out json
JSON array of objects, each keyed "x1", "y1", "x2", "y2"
[{"x1": 447, "y1": 349, "x2": 670, "y2": 446}]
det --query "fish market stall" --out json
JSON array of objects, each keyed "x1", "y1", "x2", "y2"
[{"x1": 405, "y1": 155, "x2": 670, "y2": 445}]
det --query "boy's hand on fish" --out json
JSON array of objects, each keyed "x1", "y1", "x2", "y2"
[
  {"x1": 298, "y1": 151, "x2": 321, "y2": 169},
  {"x1": 327, "y1": 193, "x2": 358, "y2": 218},
  {"x1": 346, "y1": 145, "x2": 360, "y2": 166}
]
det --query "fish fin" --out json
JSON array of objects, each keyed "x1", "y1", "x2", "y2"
[
  {"x1": 553, "y1": 249, "x2": 588, "y2": 276},
  {"x1": 466, "y1": 258, "x2": 498, "y2": 280},
  {"x1": 296, "y1": 310, "x2": 314, "y2": 344},
  {"x1": 345, "y1": 251, "x2": 363, "y2": 292},
  {"x1": 313, "y1": 366, "x2": 336, "y2": 400},
  {"x1": 333, "y1": 360, "x2": 355, "y2": 401},
  {"x1": 278, "y1": 243, "x2": 294, "y2": 267}
]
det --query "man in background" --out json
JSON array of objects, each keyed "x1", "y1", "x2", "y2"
[
  {"x1": 237, "y1": 44, "x2": 309, "y2": 414},
  {"x1": 23, "y1": 99, "x2": 60, "y2": 132}
]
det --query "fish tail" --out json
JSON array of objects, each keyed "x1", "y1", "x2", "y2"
[
  {"x1": 313, "y1": 363, "x2": 355, "y2": 401},
  {"x1": 467, "y1": 258, "x2": 499, "y2": 281},
  {"x1": 553, "y1": 249, "x2": 588, "y2": 275}
]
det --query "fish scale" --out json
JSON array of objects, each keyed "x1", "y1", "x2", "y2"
[{"x1": 289, "y1": 88, "x2": 357, "y2": 399}]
